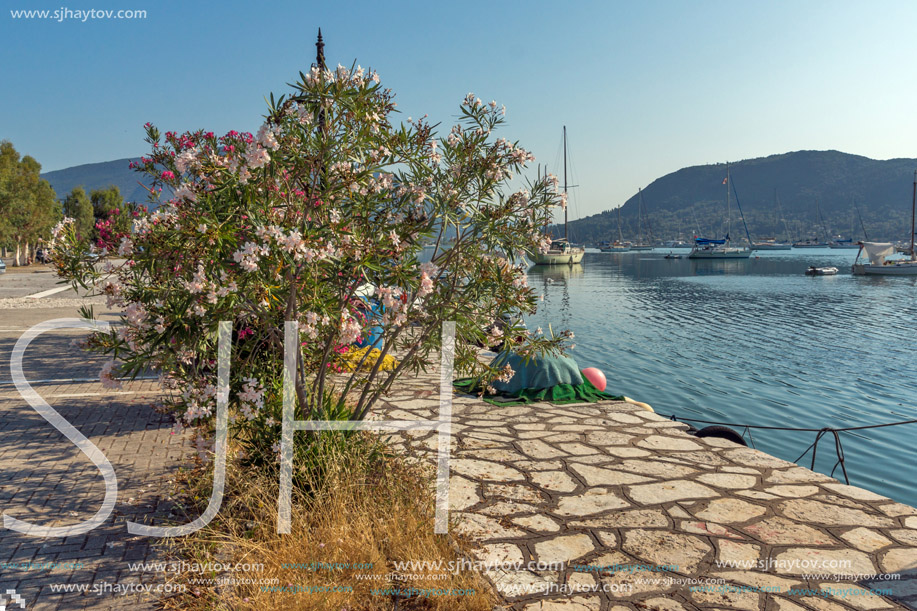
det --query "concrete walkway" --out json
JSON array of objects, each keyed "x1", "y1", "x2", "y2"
[{"x1": 377, "y1": 367, "x2": 917, "y2": 611}]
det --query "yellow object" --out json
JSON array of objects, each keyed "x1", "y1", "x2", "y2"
[
  {"x1": 339, "y1": 347, "x2": 399, "y2": 372},
  {"x1": 623, "y1": 396, "x2": 654, "y2": 412}
]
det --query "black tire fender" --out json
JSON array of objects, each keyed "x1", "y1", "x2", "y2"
[{"x1": 695, "y1": 425, "x2": 747, "y2": 446}]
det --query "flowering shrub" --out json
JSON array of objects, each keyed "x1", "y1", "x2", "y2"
[
  {"x1": 93, "y1": 202, "x2": 146, "y2": 251},
  {"x1": 51, "y1": 61, "x2": 568, "y2": 465}
]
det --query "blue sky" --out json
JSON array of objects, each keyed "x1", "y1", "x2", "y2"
[{"x1": 3, "y1": 0, "x2": 917, "y2": 221}]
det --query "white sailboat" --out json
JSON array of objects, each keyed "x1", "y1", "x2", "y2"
[
  {"x1": 629, "y1": 189, "x2": 654, "y2": 250},
  {"x1": 752, "y1": 190, "x2": 793, "y2": 250},
  {"x1": 531, "y1": 126, "x2": 585, "y2": 266},
  {"x1": 599, "y1": 207, "x2": 631, "y2": 252},
  {"x1": 689, "y1": 163, "x2": 751, "y2": 259},
  {"x1": 830, "y1": 200, "x2": 868, "y2": 248},
  {"x1": 793, "y1": 199, "x2": 830, "y2": 248},
  {"x1": 852, "y1": 171, "x2": 917, "y2": 276}
]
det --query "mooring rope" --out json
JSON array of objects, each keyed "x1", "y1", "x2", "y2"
[{"x1": 665, "y1": 414, "x2": 917, "y2": 486}]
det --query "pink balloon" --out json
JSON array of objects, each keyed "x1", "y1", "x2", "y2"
[{"x1": 581, "y1": 367, "x2": 606, "y2": 392}]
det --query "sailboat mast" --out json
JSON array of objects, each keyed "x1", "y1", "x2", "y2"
[
  {"x1": 780, "y1": 193, "x2": 793, "y2": 242},
  {"x1": 854, "y1": 197, "x2": 868, "y2": 240},
  {"x1": 817, "y1": 198, "x2": 830, "y2": 243},
  {"x1": 726, "y1": 163, "x2": 731, "y2": 241},
  {"x1": 617, "y1": 206, "x2": 624, "y2": 241},
  {"x1": 564, "y1": 125, "x2": 570, "y2": 240},
  {"x1": 638, "y1": 188, "x2": 643, "y2": 243},
  {"x1": 911, "y1": 170, "x2": 917, "y2": 261}
]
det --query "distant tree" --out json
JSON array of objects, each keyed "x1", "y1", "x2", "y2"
[
  {"x1": 0, "y1": 141, "x2": 60, "y2": 265},
  {"x1": 90, "y1": 185, "x2": 123, "y2": 221},
  {"x1": 63, "y1": 186, "x2": 95, "y2": 241}
]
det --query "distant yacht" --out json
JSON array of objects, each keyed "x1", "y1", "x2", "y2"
[
  {"x1": 689, "y1": 237, "x2": 752, "y2": 259},
  {"x1": 688, "y1": 163, "x2": 751, "y2": 259},
  {"x1": 753, "y1": 238, "x2": 792, "y2": 250},
  {"x1": 628, "y1": 189, "x2": 654, "y2": 250},
  {"x1": 793, "y1": 239, "x2": 829, "y2": 248},
  {"x1": 752, "y1": 190, "x2": 792, "y2": 250},
  {"x1": 828, "y1": 237, "x2": 860, "y2": 249},
  {"x1": 599, "y1": 207, "x2": 631, "y2": 252},
  {"x1": 830, "y1": 199, "x2": 869, "y2": 248},
  {"x1": 599, "y1": 241, "x2": 631, "y2": 252},
  {"x1": 793, "y1": 198, "x2": 830, "y2": 248}
]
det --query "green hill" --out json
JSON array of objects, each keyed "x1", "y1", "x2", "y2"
[
  {"x1": 557, "y1": 150, "x2": 917, "y2": 244},
  {"x1": 41, "y1": 150, "x2": 917, "y2": 242},
  {"x1": 41, "y1": 158, "x2": 161, "y2": 207}
]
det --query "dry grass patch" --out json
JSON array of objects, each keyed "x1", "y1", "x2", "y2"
[{"x1": 161, "y1": 433, "x2": 494, "y2": 610}]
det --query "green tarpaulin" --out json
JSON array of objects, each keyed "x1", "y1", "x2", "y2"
[{"x1": 453, "y1": 375, "x2": 624, "y2": 406}]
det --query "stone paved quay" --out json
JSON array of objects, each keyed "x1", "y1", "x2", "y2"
[{"x1": 376, "y1": 364, "x2": 917, "y2": 611}]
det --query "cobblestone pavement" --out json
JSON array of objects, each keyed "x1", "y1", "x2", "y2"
[
  {"x1": 0, "y1": 378, "x2": 190, "y2": 610},
  {"x1": 376, "y1": 366, "x2": 917, "y2": 611},
  {"x1": 0, "y1": 305, "x2": 191, "y2": 610}
]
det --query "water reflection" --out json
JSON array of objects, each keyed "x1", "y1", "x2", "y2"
[{"x1": 525, "y1": 250, "x2": 917, "y2": 506}]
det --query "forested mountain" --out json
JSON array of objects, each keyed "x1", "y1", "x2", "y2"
[
  {"x1": 557, "y1": 151, "x2": 917, "y2": 244},
  {"x1": 42, "y1": 150, "x2": 917, "y2": 243},
  {"x1": 42, "y1": 158, "x2": 158, "y2": 206}
]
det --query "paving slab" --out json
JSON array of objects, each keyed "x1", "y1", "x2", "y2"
[{"x1": 375, "y1": 363, "x2": 917, "y2": 611}]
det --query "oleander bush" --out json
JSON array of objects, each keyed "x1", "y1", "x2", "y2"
[{"x1": 50, "y1": 58, "x2": 568, "y2": 469}]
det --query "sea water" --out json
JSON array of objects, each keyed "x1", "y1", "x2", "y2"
[{"x1": 525, "y1": 249, "x2": 917, "y2": 507}]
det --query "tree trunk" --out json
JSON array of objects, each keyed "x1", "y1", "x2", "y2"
[
  {"x1": 13, "y1": 240, "x2": 21, "y2": 266},
  {"x1": 25, "y1": 241, "x2": 30, "y2": 265}
]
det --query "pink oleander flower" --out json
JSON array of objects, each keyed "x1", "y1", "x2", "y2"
[{"x1": 100, "y1": 360, "x2": 123, "y2": 390}]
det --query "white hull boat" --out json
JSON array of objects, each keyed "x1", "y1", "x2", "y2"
[
  {"x1": 532, "y1": 127, "x2": 585, "y2": 266},
  {"x1": 852, "y1": 172, "x2": 917, "y2": 276},
  {"x1": 689, "y1": 246, "x2": 752, "y2": 259}
]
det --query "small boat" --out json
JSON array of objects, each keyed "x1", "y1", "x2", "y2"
[
  {"x1": 664, "y1": 252, "x2": 682, "y2": 259},
  {"x1": 531, "y1": 127, "x2": 585, "y2": 266},
  {"x1": 805, "y1": 266, "x2": 838, "y2": 276},
  {"x1": 852, "y1": 172, "x2": 917, "y2": 276}
]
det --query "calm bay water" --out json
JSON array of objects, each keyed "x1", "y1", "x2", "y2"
[{"x1": 524, "y1": 249, "x2": 917, "y2": 507}]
